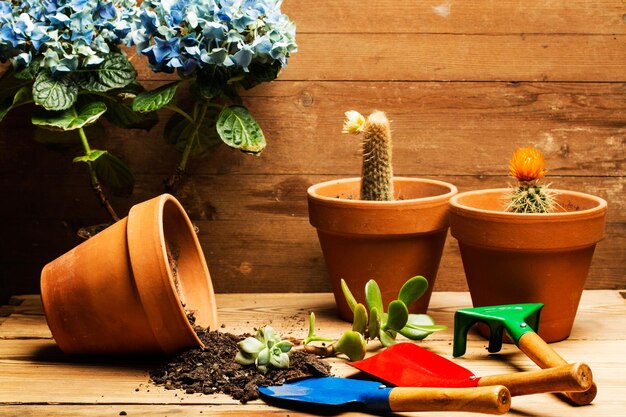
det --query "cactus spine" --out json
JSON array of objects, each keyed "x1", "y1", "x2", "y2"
[{"x1": 343, "y1": 110, "x2": 394, "y2": 201}]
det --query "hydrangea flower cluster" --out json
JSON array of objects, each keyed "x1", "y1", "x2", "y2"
[
  {"x1": 0, "y1": 0, "x2": 138, "y2": 74},
  {"x1": 130, "y1": 0, "x2": 297, "y2": 76}
]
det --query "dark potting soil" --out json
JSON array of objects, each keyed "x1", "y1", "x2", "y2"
[{"x1": 149, "y1": 327, "x2": 332, "y2": 404}]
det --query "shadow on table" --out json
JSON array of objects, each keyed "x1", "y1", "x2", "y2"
[{"x1": 31, "y1": 343, "x2": 163, "y2": 370}]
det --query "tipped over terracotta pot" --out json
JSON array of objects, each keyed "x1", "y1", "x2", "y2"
[
  {"x1": 41, "y1": 194, "x2": 218, "y2": 355},
  {"x1": 449, "y1": 188, "x2": 607, "y2": 342},
  {"x1": 308, "y1": 177, "x2": 457, "y2": 321}
]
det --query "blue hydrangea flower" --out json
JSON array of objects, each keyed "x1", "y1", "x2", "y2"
[
  {"x1": 128, "y1": 0, "x2": 297, "y2": 78},
  {"x1": 0, "y1": 0, "x2": 139, "y2": 74}
]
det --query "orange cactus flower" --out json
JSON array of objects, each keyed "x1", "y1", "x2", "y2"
[{"x1": 509, "y1": 147, "x2": 548, "y2": 182}]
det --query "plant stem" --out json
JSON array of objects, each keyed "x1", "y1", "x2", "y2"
[
  {"x1": 78, "y1": 126, "x2": 120, "y2": 222},
  {"x1": 164, "y1": 99, "x2": 211, "y2": 193}
]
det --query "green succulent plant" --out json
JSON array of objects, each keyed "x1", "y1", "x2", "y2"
[
  {"x1": 235, "y1": 326, "x2": 292, "y2": 374},
  {"x1": 304, "y1": 312, "x2": 367, "y2": 361},
  {"x1": 303, "y1": 276, "x2": 446, "y2": 361}
]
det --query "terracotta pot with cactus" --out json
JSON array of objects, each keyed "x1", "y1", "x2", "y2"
[
  {"x1": 449, "y1": 147, "x2": 607, "y2": 342},
  {"x1": 307, "y1": 110, "x2": 457, "y2": 321}
]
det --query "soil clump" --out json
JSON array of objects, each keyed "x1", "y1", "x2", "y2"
[{"x1": 149, "y1": 327, "x2": 331, "y2": 403}]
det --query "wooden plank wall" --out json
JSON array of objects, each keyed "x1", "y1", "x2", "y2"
[{"x1": 0, "y1": 1, "x2": 624, "y2": 302}]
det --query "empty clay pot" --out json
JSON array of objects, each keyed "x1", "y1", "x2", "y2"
[
  {"x1": 308, "y1": 177, "x2": 458, "y2": 321},
  {"x1": 41, "y1": 194, "x2": 218, "y2": 355},
  {"x1": 449, "y1": 188, "x2": 607, "y2": 342}
]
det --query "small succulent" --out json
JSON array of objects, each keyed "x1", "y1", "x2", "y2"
[
  {"x1": 304, "y1": 312, "x2": 367, "y2": 361},
  {"x1": 235, "y1": 325, "x2": 292, "y2": 374},
  {"x1": 342, "y1": 276, "x2": 447, "y2": 347},
  {"x1": 304, "y1": 276, "x2": 446, "y2": 361},
  {"x1": 507, "y1": 146, "x2": 555, "y2": 213}
]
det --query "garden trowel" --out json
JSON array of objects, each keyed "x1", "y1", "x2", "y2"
[
  {"x1": 453, "y1": 303, "x2": 597, "y2": 405},
  {"x1": 259, "y1": 376, "x2": 510, "y2": 414},
  {"x1": 350, "y1": 342, "x2": 592, "y2": 396}
]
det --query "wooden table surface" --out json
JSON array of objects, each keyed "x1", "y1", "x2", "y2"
[{"x1": 1, "y1": 291, "x2": 624, "y2": 416}]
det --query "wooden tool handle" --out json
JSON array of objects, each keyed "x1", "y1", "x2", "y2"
[
  {"x1": 518, "y1": 331, "x2": 597, "y2": 405},
  {"x1": 478, "y1": 362, "x2": 592, "y2": 396},
  {"x1": 388, "y1": 385, "x2": 510, "y2": 415}
]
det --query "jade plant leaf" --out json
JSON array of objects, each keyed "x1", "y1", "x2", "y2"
[
  {"x1": 32, "y1": 102, "x2": 107, "y2": 131},
  {"x1": 352, "y1": 303, "x2": 368, "y2": 334},
  {"x1": 368, "y1": 307, "x2": 381, "y2": 339},
  {"x1": 398, "y1": 276, "x2": 429, "y2": 307},
  {"x1": 32, "y1": 71, "x2": 78, "y2": 111},
  {"x1": 365, "y1": 279, "x2": 383, "y2": 313},
  {"x1": 379, "y1": 329, "x2": 397, "y2": 347},
  {"x1": 216, "y1": 105, "x2": 266, "y2": 155},
  {"x1": 340, "y1": 279, "x2": 358, "y2": 313},
  {"x1": 384, "y1": 300, "x2": 409, "y2": 332},
  {"x1": 399, "y1": 314, "x2": 447, "y2": 340},
  {"x1": 132, "y1": 81, "x2": 180, "y2": 113},
  {"x1": 333, "y1": 331, "x2": 366, "y2": 361}
]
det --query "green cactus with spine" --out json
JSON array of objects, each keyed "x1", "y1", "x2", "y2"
[
  {"x1": 507, "y1": 146, "x2": 555, "y2": 213},
  {"x1": 343, "y1": 110, "x2": 394, "y2": 201}
]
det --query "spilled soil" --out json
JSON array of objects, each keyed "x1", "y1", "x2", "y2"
[{"x1": 149, "y1": 327, "x2": 331, "y2": 403}]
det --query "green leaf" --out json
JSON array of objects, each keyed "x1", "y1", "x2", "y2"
[
  {"x1": 91, "y1": 150, "x2": 134, "y2": 196},
  {"x1": 238, "y1": 337, "x2": 265, "y2": 354},
  {"x1": 399, "y1": 314, "x2": 447, "y2": 341},
  {"x1": 364, "y1": 280, "x2": 383, "y2": 313},
  {"x1": 398, "y1": 276, "x2": 429, "y2": 308},
  {"x1": 333, "y1": 331, "x2": 366, "y2": 361},
  {"x1": 352, "y1": 303, "x2": 368, "y2": 334},
  {"x1": 132, "y1": 81, "x2": 179, "y2": 113},
  {"x1": 32, "y1": 102, "x2": 107, "y2": 131},
  {"x1": 163, "y1": 108, "x2": 221, "y2": 156},
  {"x1": 368, "y1": 307, "x2": 381, "y2": 339},
  {"x1": 85, "y1": 84, "x2": 159, "y2": 130},
  {"x1": 216, "y1": 105, "x2": 266, "y2": 155},
  {"x1": 406, "y1": 314, "x2": 436, "y2": 327},
  {"x1": 0, "y1": 86, "x2": 33, "y2": 122},
  {"x1": 73, "y1": 149, "x2": 106, "y2": 163},
  {"x1": 14, "y1": 60, "x2": 40, "y2": 80},
  {"x1": 75, "y1": 53, "x2": 136, "y2": 92},
  {"x1": 32, "y1": 71, "x2": 78, "y2": 111},
  {"x1": 378, "y1": 329, "x2": 397, "y2": 347},
  {"x1": 384, "y1": 300, "x2": 409, "y2": 332},
  {"x1": 239, "y1": 62, "x2": 281, "y2": 90},
  {"x1": 340, "y1": 279, "x2": 358, "y2": 313},
  {"x1": 34, "y1": 123, "x2": 104, "y2": 147}
]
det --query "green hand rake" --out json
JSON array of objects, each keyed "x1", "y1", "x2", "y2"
[{"x1": 453, "y1": 303, "x2": 596, "y2": 405}]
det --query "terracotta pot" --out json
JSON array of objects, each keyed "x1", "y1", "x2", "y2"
[
  {"x1": 308, "y1": 177, "x2": 458, "y2": 321},
  {"x1": 41, "y1": 194, "x2": 218, "y2": 355},
  {"x1": 449, "y1": 188, "x2": 607, "y2": 342}
]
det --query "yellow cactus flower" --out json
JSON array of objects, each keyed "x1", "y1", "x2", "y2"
[
  {"x1": 509, "y1": 146, "x2": 548, "y2": 182},
  {"x1": 342, "y1": 110, "x2": 365, "y2": 134}
]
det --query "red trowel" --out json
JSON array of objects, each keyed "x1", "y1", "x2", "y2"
[{"x1": 350, "y1": 343, "x2": 592, "y2": 396}]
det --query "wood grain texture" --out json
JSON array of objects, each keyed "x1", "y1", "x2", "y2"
[
  {"x1": 0, "y1": 291, "x2": 625, "y2": 416},
  {"x1": 0, "y1": 1, "x2": 624, "y2": 302},
  {"x1": 282, "y1": 1, "x2": 626, "y2": 35}
]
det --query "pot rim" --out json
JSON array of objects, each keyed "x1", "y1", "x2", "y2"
[
  {"x1": 449, "y1": 188, "x2": 607, "y2": 221},
  {"x1": 128, "y1": 193, "x2": 211, "y2": 354},
  {"x1": 307, "y1": 177, "x2": 458, "y2": 207}
]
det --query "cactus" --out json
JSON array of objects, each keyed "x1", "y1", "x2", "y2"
[
  {"x1": 343, "y1": 110, "x2": 394, "y2": 201},
  {"x1": 506, "y1": 146, "x2": 555, "y2": 213}
]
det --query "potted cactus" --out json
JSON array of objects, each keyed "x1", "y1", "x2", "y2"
[
  {"x1": 448, "y1": 147, "x2": 607, "y2": 342},
  {"x1": 307, "y1": 110, "x2": 457, "y2": 321}
]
